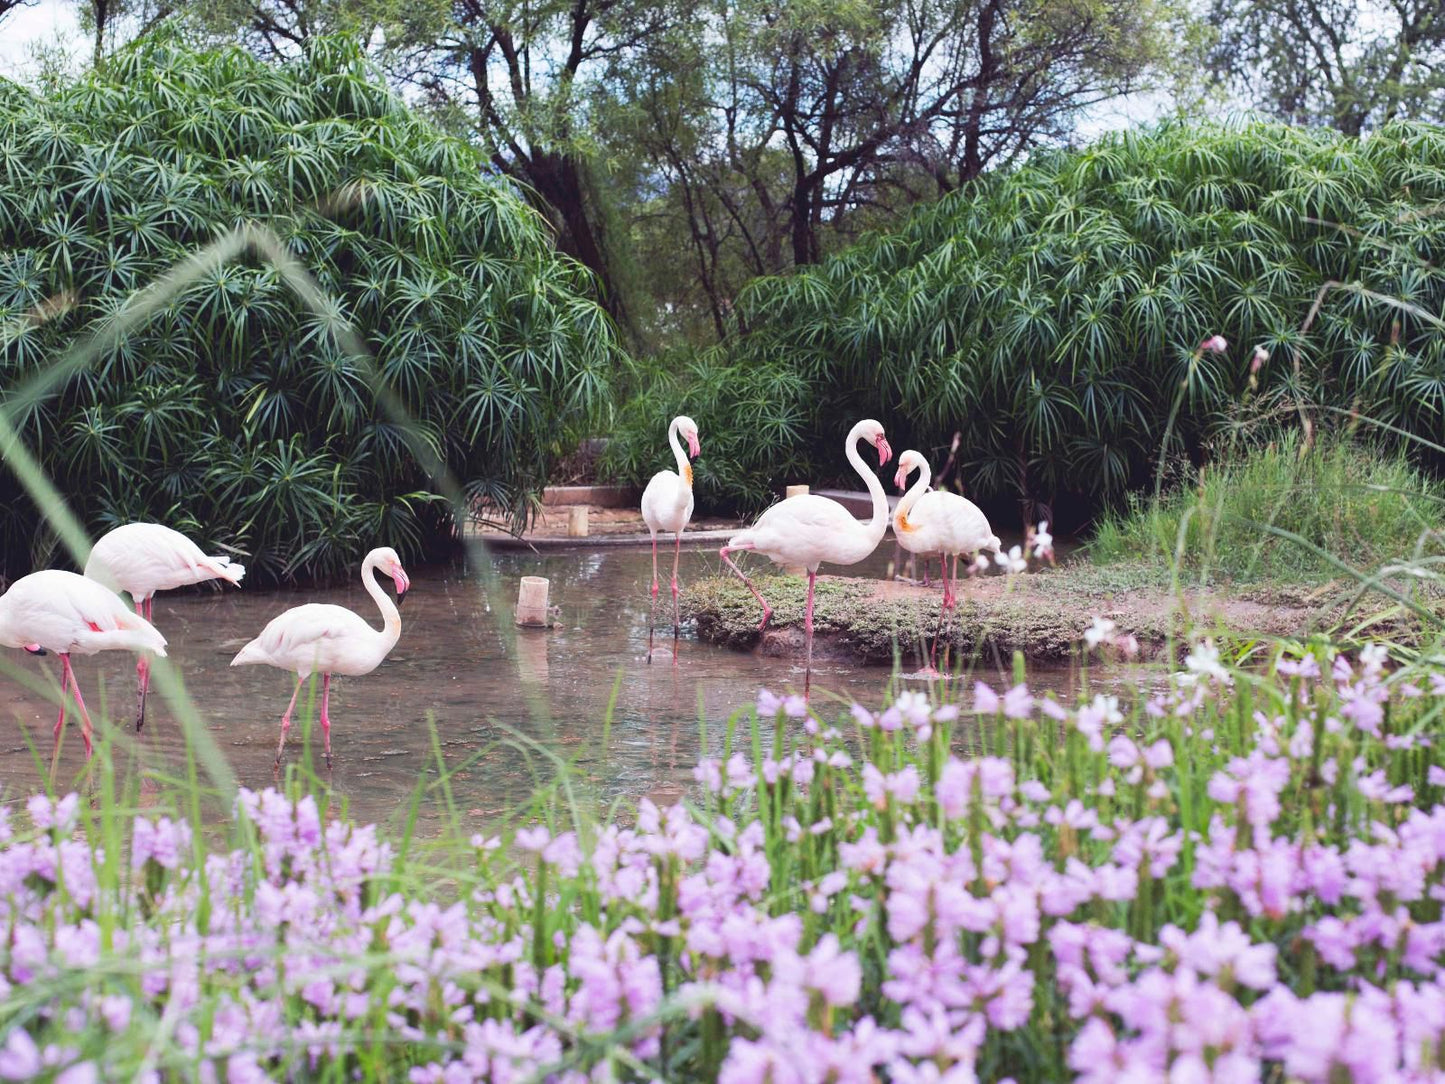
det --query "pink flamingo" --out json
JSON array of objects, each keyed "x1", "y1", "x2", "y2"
[
  {"x1": 719, "y1": 419, "x2": 892, "y2": 697},
  {"x1": 0, "y1": 570, "x2": 168, "y2": 758},
  {"x1": 640, "y1": 415, "x2": 700, "y2": 661},
  {"x1": 892, "y1": 450, "x2": 1000, "y2": 675},
  {"x1": 230, "y1": 546, "x2": 410, "y2": 766},
  {"x1": 85, "y1": 522, "x2": 245, "y2": 730}
]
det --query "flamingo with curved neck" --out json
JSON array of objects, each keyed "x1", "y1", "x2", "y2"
[
  {"x1": 893, "y1": 449, "x2": 1000, "y2": 675},
  {"x1": 231, "y1": 546, "x2": 410, "y2": 766},
  {"x1": 720, "y1": 419, "x2": 892, "y2": 696},
  {"x1": 640, "y1": 415, "x2": 701, "y2": 661}
]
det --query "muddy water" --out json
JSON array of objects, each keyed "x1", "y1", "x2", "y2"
[{"x1": 0, "y1": 545, "x2": 1122, "y2": 831}]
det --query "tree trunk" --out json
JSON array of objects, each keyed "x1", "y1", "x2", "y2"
[{"x1": 521, "y1": 150, "x2": 633, "y2": 338}]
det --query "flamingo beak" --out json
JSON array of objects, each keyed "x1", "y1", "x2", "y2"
[
  {"x1": 687, "y1": 430, "x2": 701, "y2": 459},
  {"x1": 875, "y1": 434, "x2": 893, "y2": 467},
  {"x1": 24, "y1": 644, "x2": 47, "y2": 656},
  {"x1": 392, "y1": 566, "x2": 411, "y2": 606},
  {"x1": 894, "y1": 465, "x2": 908, "y2": 490}
]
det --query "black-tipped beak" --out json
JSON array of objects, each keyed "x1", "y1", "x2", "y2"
[
  {"x1": 395, "y1": 587, "x2": 407, "y2": 608},
  {"x1": 24, "y1": 645, "x2": 47, "y2": 656}
]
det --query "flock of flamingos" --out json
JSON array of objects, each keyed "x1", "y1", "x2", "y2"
[{"x1": 0, "y1": 415, "x2": 1002, "y2": 764}]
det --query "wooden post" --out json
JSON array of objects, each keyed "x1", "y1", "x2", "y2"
[
  {"x1": 567, "y1": 506, "x2": 589, "y2": 537},
  {"x1": 785, "y1": 484, "x2": 809, "y2": 499},
  {"x1": 516, "y1": 576, "x2": 551, "y2": 627}
]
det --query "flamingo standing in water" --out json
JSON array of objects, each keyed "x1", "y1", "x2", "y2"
[
  {"x1": 893, "y1": 449, "x2": 1001, "y2": 675},
  {"x1": 0, "y1": 570, "x2": 167, "y2": 758},
  {"x1": 720, "y1": 419, "x2": 892, "y2": 697},
  {"x1": 640, "y1": 415, "x2": 701, "y2": 662},
  {"x1": 230, "y1": 546, "x2": 410, "y2": 766},
  {"x1": 85, "y1": 522, "x2": 245, "y2": 730}
]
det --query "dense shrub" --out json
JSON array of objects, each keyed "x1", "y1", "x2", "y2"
[
  {"x1": 0, "y1": 35, "x2": 619, "y2": 582},
  {"x1": 607, "y1": 121, "x2": 1445, "y2": 519}
]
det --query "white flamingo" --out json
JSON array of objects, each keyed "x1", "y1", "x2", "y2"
[
  {"x1": 85, "y1": 522, "x2": 245, "y2": 729},
  {"x1": 719, "y1": 418, "x2": 892, "y2": 696},
  {"x1": 640, "y1": 414, "x2": 701, "y2": 661},
  {"x1": 0, "y1": 570, "x2": 167, "y2": 759},
  {"x1": 893, "y1": 449, "x2": 1001, "y2": 675},
  {"x1": 230, "y1": 546, "x2": 410, "y2": 766}
]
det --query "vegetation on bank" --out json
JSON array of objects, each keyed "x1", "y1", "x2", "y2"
[
  {"x1": 1091, "y1": 435, "x2": 1445, "y2": 582},
  {"x1": 4, "y1": 643, "x2": 1445, "y2": 1080},
  {"x1": 0, "y1": 35, "x2": 618, "y2": 584},
  {"x1": 605, "y1": 121, "x2": 1445, "y2": 519}
]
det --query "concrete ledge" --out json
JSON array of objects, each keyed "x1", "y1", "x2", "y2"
[
  {"x1": 542, "y1": 485, "x2": 640, "y2": 508},
  {"x1": 476, "y1": 528, "x2": 738, "y2": 551}
]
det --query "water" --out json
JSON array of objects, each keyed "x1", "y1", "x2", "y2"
[{"x1": 0, "y1": 545, "x2": 1117, "y2": 830}]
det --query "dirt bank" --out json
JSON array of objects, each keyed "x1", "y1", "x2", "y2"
[{"x1": 682, "y1": 565, "x2": 1350, "y2": 667}]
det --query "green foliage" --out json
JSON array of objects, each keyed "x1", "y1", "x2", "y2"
[
  {"x1": 610, "y1": 120, "x2": 1445, "y2": 516},
  {"x1": 0, "y1": 34, "x2": 619, "y2": 582},
  {"x1": 1089, "y1": 434, "x2": 1445, "y2": 581}
]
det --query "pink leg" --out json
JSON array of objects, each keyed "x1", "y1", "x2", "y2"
[
  {"x1": 52, "y1": 663, "x2": 67, "y2": 756},
  {"x1": 719, "y1": 544, "x2": 773, "y2": 632},
  {"x1": 671, "y1": 532, "x2": 683, "y2": 650},
  {"x1": 60, "y1": 654, "x2": 94, "y2": 758},
  {"x1": 803, "y1": 570, "x2": 818, "y2": 700},
  {"x1": 320, "y1": 673, "x2": 333, "y2": 765},
  {"x1": 928, "y1": 555, "x2": 951, "y2": 674},
  {"x1": 135, "y1": 599, "x2": 151, "y2": 732},
  {"x1": 647, "y1": 534, "x2": 659, "y2": 663},
  {"x1": 275, "y1": 676, "x2": 304, "y2": 766}
]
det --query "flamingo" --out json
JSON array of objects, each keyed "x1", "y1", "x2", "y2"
[
  {"x1": 230, "y1": 546, "x2": 410, "y2": 766},
  {"x1": 640, "y1": 415, "x2": 701, "y2": 661},
  {"x1": 0, "y1": 570, "x2": 167, "y2": 759},
  {"x1": 892, "y1": 449, "x2": 1001, "y2": 675},
  {"x1": 719, "y1": 418, "x2": 892, "y2": 697},
  {"x1": 84, "y1": 522, "x2": 246, "y2": 730}
]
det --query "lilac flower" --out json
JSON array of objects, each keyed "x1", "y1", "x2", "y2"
[
  {"x1": 973, "y1": 681, "x2": 999, "y2": 714},
  {"x1": 1002, "y1": 684, "x2": 1033, "y2": 719},
  {"x1": 515, "y1": 826, "x2": 551, "y2": 853}
]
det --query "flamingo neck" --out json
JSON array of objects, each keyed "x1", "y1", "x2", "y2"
[
  {"x1": 361, "y1": 552, "x2": 402, "y2": 646},
  {"x1": 896, "y1": 460, "x2": 931, "y2": 533},
  {"x1": 668, "y1": 417, "x2": 693, "y2": 489},
  {"x1": 844, "y1": 423, "x2": 889, "y2": 544}
]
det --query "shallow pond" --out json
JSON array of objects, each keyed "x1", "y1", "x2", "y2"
[{"x1": 0, "y1": 544, "x2": 1133, "y2": 830}]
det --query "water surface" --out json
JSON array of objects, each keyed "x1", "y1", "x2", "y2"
[{"x1": 0, "y1": 545, "x2": 1120, "y2": 830}]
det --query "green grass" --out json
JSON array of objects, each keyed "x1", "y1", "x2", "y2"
[{"x1": 1088, "y1": 434, "x2": 1445, "y2": 583}]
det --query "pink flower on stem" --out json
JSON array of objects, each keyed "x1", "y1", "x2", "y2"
[{"x1": 1200, "y1": 334, "x2": 1228, "y2": 353}]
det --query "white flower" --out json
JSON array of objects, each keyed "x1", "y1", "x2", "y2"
[
  {"x1": 1032, "y1": 521, "x2": 1054, "y2": 560},
  {"x1": 971, "y1": 553, "x2": 991, "y2": 574},
  {"x1": 1200, "y1": 334, "x2": 1228, "y2": 353},
  {"x1": 994, "y1": 545, "x2": 1027, "y2": 575},
  {"x1": 1183, "y1": 640, "x2": 1231, "y2": 685},
  {"x1": 1084, "y1": 616, "x2": 1117, "y2": 650}
]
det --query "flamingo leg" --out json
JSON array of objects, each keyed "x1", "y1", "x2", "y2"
[
  {"x1": 804, "y1": 570, "x2": 817, "y2": 700},
  {"x1": 927, "y1": 555, "x2": 951, "y2": 675},
  {"x1": 135, "y1": 598, "x2": 150, "y2": 733},
  {"x1": 719, "y1": 544, "x2": 773, "y2": 632},
  {"x1": 60, "y1": 654, "x2": 94, "y2": 758},
  {"x1": 320, "y1": 673, "x2": 333, "y2": 767},
  {"x1": 51, "y1": 660, "x2": 68, "y2": 756},
  {"x1": 647, "y1": 533, "x2": 659, "y2": 663},
  {"x1": 671, "y1": 531, "x2": 683, "y2": 653},
  {"x1": 275, "y1": 676, "x2": 304, "y2": 767}
]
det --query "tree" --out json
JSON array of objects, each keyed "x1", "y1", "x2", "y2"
[
  {"x1": 1207, "y1": 0, "x2": 1445, "y2": 135},
  {"x1": 603, "y1": 0, "x2": 1182, "y2": 341}
]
